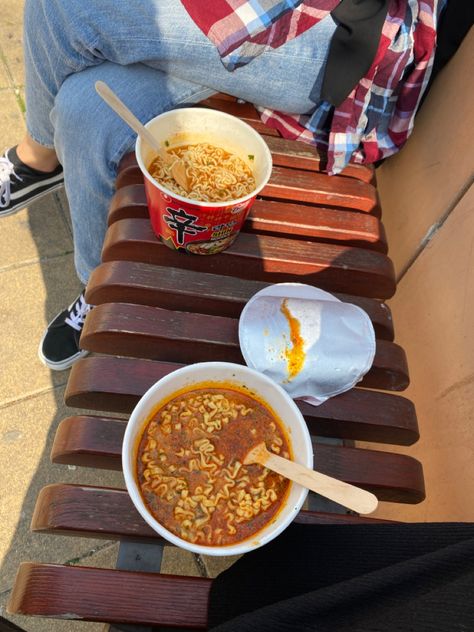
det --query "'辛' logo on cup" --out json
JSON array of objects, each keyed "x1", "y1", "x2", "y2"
[{"x1": 163, "y1": 205, "x2": 207, "y2": 246}]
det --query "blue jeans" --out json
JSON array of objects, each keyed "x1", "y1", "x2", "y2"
[{"x1": 24, "y1": 0, "x2": 336, "y2": 284}]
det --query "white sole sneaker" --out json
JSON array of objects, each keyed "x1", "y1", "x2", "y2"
[
  {"x1": 1, "y1": 179, "x2": 65, "y2": 218},
  {"x1": 37, "y1": 289, "x2": 92, "y2": 371},
  {"x1": 37, "y1": 337, "x2": 89, "y2": 371}
]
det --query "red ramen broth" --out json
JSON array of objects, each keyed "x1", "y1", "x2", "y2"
[{"x1": 136, "y1": 384, "x2": 291, "y2": 547}]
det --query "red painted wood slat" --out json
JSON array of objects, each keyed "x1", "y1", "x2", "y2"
[
  {"x1": 64, "y1": 359, "x2": 418, "y2": 444},
  {"x1": 101, "y1": 219, "x2": 396, "y2": 299},
  {"x1": 107, "y1": 185, "x2": 387, "y2": 251},
  {"x1": 263, "y1": 166, "x2": 378, "y2": 212},
  {"x1": 85, "y1": 260, "x2": 395, "y2": 341},
  {"x1": 31, "y1": 484, "x2": 393, "y2": 543},
  {"x1": 79, "y1": 302, "x2": 408, "y2": 390},
  {"x1": 115, "y1": 160, "x2": 379, "y2": 213},
  {"x1": 49, "y1": 415, "x2": 424, "y2": 502},
  {"x1": 8, "y1": 563, "x2": 211, "y2": 629},
  {"x1": 262, "y1": 135, "x2": 374, "y2": 183}
]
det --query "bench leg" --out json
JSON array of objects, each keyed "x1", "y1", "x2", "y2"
[{"x1": 104, "y1": 541, "x2": 165, "y2": 632}]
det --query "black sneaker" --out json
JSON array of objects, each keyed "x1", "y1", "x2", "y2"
[
  {"x1": 38, "y1": 290, "x2": 93, "y2": 371},
  {"x1": 0, "y1": 146, "x2": 64, "y2": 217}
]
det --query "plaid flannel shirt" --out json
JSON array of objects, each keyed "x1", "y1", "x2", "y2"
[{"x1": 181, "y1": 0, "x2": 443, "y2": 174}]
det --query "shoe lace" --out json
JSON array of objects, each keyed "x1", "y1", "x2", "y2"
[
  {"x1": 65, "y1": 293, "x2": 93, "y2": 332},
  {"x1": 0, "y1": 151, "x2": 22, "y2": 208}
]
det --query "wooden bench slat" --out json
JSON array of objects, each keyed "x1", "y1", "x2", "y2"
[
  {"x1": 107, "y1": 186, "x2": 387, "y2": 252},
  {"x1": 263, "y1": 165, "x2": 378, "y2": 212},
  {"x1": 80, "y1": 303, "x2": 408, "y2": 391},
  {"x1": 52, "y1": 416, "x2": 125, "y2": 470},
  {"x1": 50, "y1": 417, "x2": 424, "y2": 503},
  {"x1": 86, "y1": 261, "x2": 395, "y2": 341},
  {"x1": 65, "y1": 357, "x2": 418, "y2": 444},
  {"x1": 33, "y1": 484, "x2": 153, "y2": 540},
  {"x1": 115, "y1": 163, "x2": 150, "y2": 189},
  {"x1": 8, "y1": 562, "x2": 211, "y2": 628},
  {"x1": 198, "y1": 97, "x2": 262, "y2": 120},
  {"x1": 246, "y1": 199, "x2": 385, "y2": 249},
  {"x1": 296, "y1": 395, "x2": 417, "y2": 445},
  {"x1": 115, "y1": 161, "x2": 379, "y2": 214},
  {"x1": 226, "y1": 115, "x2": 282, "y2": 137},
  {"x1": 51, "y1": 412, "x2": 419, "y2": 475},
  {"x1": 101, "y1": 219, "x2": 396, "y2": 299},
  {"x1": 260, "y1": 135, "x2": 375, "y2": 183},
  {"x1": 31, "y1": 484, "x2": 393, "y2": 543}
]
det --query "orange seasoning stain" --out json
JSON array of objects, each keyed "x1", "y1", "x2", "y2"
[{"x1": 280, "y1": 299, "x2": 306, "y2": 380}]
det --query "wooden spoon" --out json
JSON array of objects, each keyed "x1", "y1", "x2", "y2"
[
  {"x1": 244, "y1": 442, "x2": 378, "y2": 515},
  {"x1": 95, "y1": 80, "x2": 190, "y2": 192}
]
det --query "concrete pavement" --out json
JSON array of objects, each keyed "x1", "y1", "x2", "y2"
[
  {"x1": 0, "y1": 3, "x2": 121, "y2": 630},
  {"x1": 0, "y1": 3, "x2": 235, "y2": 630}
]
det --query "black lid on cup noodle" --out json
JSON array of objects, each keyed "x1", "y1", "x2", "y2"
[{"x1": 238, "y1": 283, "x2": 376, "y2": 406}]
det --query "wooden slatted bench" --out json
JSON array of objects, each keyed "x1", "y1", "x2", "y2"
[
  {"x1": 9, "y1": 430, "x2": 400, "y2": 629},
  {"x1": 7, "y1": 94, "x2": 424, "y2": 631},
  {"x1": 86, "y1": 262, "x2": 395, "y2": 338}
]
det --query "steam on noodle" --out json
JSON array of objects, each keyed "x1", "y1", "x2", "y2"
[{"x1": 148, "y1": 142, "x2": 256, "y2": 202}]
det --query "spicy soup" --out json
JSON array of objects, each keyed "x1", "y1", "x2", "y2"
[{"x1": 136, "y1": 384, "x2": 291, "y2": 547}]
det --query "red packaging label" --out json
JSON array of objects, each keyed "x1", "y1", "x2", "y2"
[{"x1": 144, "y1": 180, "x2": 255, "y2": 255}]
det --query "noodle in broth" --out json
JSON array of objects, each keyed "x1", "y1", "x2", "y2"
[
  {"x1": 136, "y1": 386, "x2": 291, "y2": 547},
  {"x1": 148, "y1": 142, "x2": 256, "y2": 202}
]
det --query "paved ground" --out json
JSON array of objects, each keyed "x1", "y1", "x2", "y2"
[{"x1": 0, "y1": 4, "x2": 235, "y2": 630}]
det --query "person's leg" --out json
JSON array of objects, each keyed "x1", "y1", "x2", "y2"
[
  {"x1": 32, "y1": 0, "x2": 335, "y2": 282},
  {"x1": 24, "y1": 0, "x2": 335, "y2": 370},
  {"x1": 4, "y1": 0, "x2": 334, "y2": 219},
  {"x1": 23, "y1": 0, "x2": 335, "y2": 135},
  {"x1": 52, "y1": 62, "x2": 215, "y2": 285},
  {"x1": 38, "y1": 60, "x2": 214, "y2": 371}
]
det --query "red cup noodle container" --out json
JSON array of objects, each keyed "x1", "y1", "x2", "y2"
[{"x1": 135, "y1": 108, "x2": 272, "y2": 254}]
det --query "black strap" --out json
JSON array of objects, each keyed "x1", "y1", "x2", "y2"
[{"x1": 317, "y1": 0, "x2": 390, "y2": 107}]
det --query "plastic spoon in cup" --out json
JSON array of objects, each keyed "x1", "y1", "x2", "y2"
[
  {"x1": 95, "y1": 80, "x2": 190, "y2": 192},
  {"x1": 243, "y1": 442, "x2": 378, "y2": 515}
]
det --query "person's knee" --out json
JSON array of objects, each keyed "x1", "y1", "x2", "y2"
[
  {"x1": 52, "y1": 77, "x2": 93, "y2": 162},
  {"x1": 52, "y1": 70, "x2": 134, "y2": 171}
]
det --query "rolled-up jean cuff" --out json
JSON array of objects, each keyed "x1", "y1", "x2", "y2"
[{"x1": 26, "y1": 127, "x2": 56, "y2": 150}]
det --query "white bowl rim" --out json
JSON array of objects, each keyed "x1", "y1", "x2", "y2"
[
  {"x1": 135, "y1": 107, "x2": 273, "y2": 208},
  {"x1": 122, "y1": 361, "x2": 313, "y2": 556}
]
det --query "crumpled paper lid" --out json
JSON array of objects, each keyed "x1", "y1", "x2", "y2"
[{"x1": 238, "y1": 283, "x2": 376, "y2": 405}]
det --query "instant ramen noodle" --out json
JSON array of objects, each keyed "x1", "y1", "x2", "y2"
[
  {"x1": 148, "y1": 142, "x2": 256, "y2": 202},
  {"x1": 136, "y1": 384, "x2": 291, "y2": 547}
]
